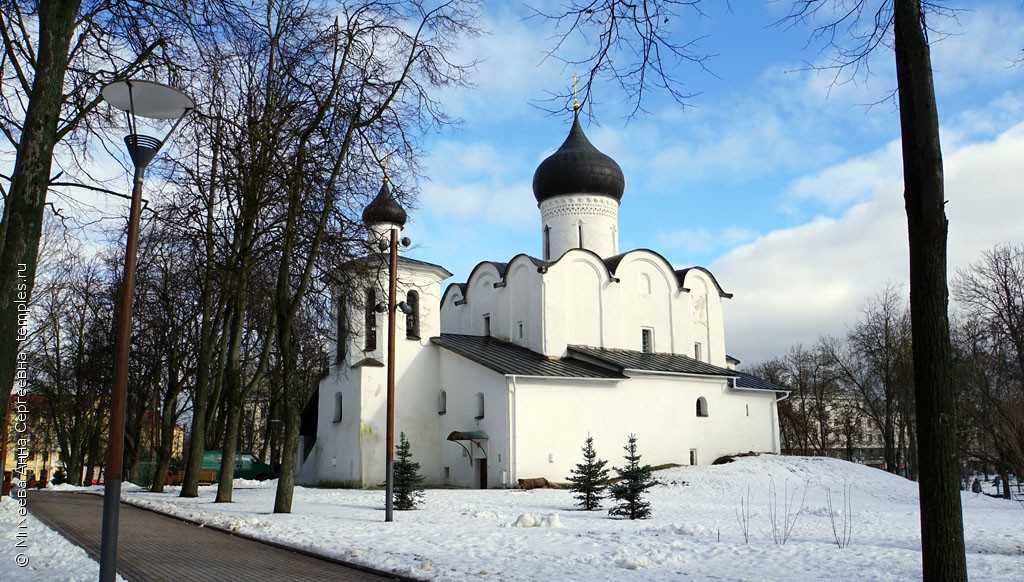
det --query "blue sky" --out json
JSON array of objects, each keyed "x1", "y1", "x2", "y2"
[{"x1": 398, "y1": 1, "x2": 1024, "y2": 362}]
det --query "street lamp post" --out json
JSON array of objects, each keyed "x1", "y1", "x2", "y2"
[
  {"x1": 98, "y1": 80, "x2": 192, "y2": 582},
  {"x1": 361, "y1": 175, "x2": 410, "y2": 523}
]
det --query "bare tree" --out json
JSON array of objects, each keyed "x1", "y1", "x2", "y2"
[
  {"x1": 953, "y1": 244, "x2": 1024, "y2": 497},
  {"x1": 529, "y1": 0, "x2": 710, "y2": 117}
]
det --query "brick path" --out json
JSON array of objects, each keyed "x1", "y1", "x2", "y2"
[{"x1": 29, "y1": 491, "x2": 403, "y2": 582}]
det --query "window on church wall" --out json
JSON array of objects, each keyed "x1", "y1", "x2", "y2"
[
  {"x1": 336, "y1": 297, "x2": 347, "y2": 363},
  {"x1": 578, "y1": 223, "x2": 584, "y2": 248},
  {"x1": 405, "y1": 290, "x2": 420, "y2": 339},
  {"x1": 333, "y1": 392, "x2": 343, "y2": 423},
  {"x1": 475, "y1": 392, "x2": 485, "y2": 419},
  {"x1": 745, "y1": 403, "x2": 750, "y2": 417},
  {"x1": 483, "y1": 314, "x2": 491, "y2": 337},
  {"x1": 694, "y1": 342, "x2": 702, "y2": 361},
  {"x1": 641, "y1": 327, "x2": 654, "y2": 353},
  {"x1": 696, "y1": 396, "x2": 709, "y2": 418},
  {"x1": 438, "y1": 390, "x2": 447, "y2": 415},
  {"x1": 364, "y1": 287, "x2": 377, "y2": 351},
  {"x1": 517, "y1": 321, "x2": 524, "y2": 340},
  {"x1": 543, "y1": 225, "x2": 551, "y2": 260}
]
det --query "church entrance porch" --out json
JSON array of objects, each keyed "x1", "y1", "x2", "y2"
[{"x1": 446, "y1": 430, "x2": 489, "y2": 489}]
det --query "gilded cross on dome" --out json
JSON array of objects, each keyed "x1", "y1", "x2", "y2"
[{"x1": 571, "y1": 73, "x2": 580, "y2": 112}]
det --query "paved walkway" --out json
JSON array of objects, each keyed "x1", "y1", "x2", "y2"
[{"x1": 29, "y1": 491, "x2": 402, "y2": 582}]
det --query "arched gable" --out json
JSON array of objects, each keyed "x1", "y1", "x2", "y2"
[
  {"x1": 440, "y1": 283, "x2": 466, "y2": 308},
  {"x1": 544, "y1": 248, "x2": 613, "y2": 285},
  {"x1": 676, "y1": 266, "x2": 733, "y2": 299},
  {"x1": 608, "y1": 251, "x2": 677, "y2": 296}
]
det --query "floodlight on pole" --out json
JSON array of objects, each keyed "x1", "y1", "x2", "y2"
[{"x1": 98, "y1": 79, "x2": 192, "y2": 582}]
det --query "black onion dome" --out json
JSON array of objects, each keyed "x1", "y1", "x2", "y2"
[
  {"x1": 532, "y1": 113, "x2": 625, "y2": 203},
  {"x1": 362, "y1": 179, "x2": 407, "y2": 226}
]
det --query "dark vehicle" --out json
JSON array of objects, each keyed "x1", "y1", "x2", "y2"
[{"x1": 200, "y1": 450, "x2": 274, "y2": 481}]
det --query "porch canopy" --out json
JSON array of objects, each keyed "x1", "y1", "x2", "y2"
[{"x1": 447, "y1": 431, "x2": 488, "y2": 462}]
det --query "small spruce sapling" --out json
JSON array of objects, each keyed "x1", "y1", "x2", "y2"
[
  {"x1": 567, "y1": 435, "x2": 610, "y2": 510},
  {"x1": 393, "y1": 432, "x2": 425, "y2": 510},
  {"x1": 608, "y1": 433, "x2": 656, "y2": 520}
]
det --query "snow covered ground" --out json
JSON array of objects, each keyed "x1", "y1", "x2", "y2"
[
  {"x1": 107, "y1": 456, "x2": 1024, "y2": 580},
  {"x1": 32, "y1": 456, "x2": 1024, "y2": 580},
  {"x1": 0, "y1": 496, "x2": 123, "y2": 582}
]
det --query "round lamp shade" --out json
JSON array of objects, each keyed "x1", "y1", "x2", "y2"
[{"x1": 101, "y1": 80, "x2": 193, "y2": 120}]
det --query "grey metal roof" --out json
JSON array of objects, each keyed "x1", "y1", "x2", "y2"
[
  {"x1": 339, "y1": 254, "x2": 452, "y2": 278},
  {"x1": 733, "y1": 370, "x2": 786, "y2": 392},
  {"x1": 431, "y1": 334, "x2": 625, "y2": 379},
  {"x1": 569, "y1": 345, "x2": 784, "y2": 392},
  {"x1": 568, "y1": 345, "x2": 737, "y2": 377}
]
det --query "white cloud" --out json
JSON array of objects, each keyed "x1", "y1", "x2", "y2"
[
  {"x1": 784, "y1": 139, "x2": 903, "y2": 208},
  {"x1": 715, "y1": 120, "x2": 1024, "y2": 364},
  {"x1": 658, "y1": 226, "x2": 756, "y2": 254}
]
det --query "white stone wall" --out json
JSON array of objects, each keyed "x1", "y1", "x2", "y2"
[
  {"x1": 539, "y1": 194, "x2": 620, "y2": 259},
  {"x1": 511, "y1": 374, "x2": 780, "y2": 484},
  {"x1": 437, "y1": 351, "x2": 512, "y2": 488}
]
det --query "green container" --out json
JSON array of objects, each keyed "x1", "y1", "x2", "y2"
[{"x1": 201, "y1": 450, "x2": 274, "y2": 481}]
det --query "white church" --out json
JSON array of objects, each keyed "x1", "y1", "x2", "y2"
[{"x1": 298, "y1": 110, "x2": 787, "y2": 489}]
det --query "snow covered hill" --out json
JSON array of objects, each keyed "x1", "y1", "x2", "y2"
[{"x1": 42, "y1": 455, "x2": 1024, "y2": 580}]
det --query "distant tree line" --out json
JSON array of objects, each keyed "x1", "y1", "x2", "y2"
[{"x1": 756, "y1": 243, "x2": 1024, "y2": 497}]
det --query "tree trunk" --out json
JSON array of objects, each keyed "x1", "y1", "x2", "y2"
[
  {"x1": 273, "y1": 407, "x2": 300, "y2": 513},
  {"x1": 150, "y1": 383, "x2": 182, "y2": 493},
  {"x1": 181, "y1": 311, "x2": 217, "y2": 497},
  {"x1": 893, "y1": 1, "x2": 967, "y2": 579},
  {"x1": 0, "y1": 0, "x2": 82, "y2": 480}
]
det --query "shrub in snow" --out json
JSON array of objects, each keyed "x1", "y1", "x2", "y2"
[
  {"x1": 766, "y1": 476, "x2": 807, "y2": 545},
  {"x1": 567, "y1": 435, "x2": 610, "y2": 510},
  {"x1": 608, "y1": 434, "x2": 656, "y2": 520},
  {"x1": 393, "y1": 432, "x2": 425, "y2": 510}
]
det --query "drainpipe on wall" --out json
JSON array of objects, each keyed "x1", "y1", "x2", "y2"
[
  {"x1": 771, "y1": 391, "x2": 790, "y2": 454},
  {"x1": 507, "y1": 375, "x2": 518, "y2": 488}
]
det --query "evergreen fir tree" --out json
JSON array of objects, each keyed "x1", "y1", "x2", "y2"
[
  {"x1": 608, "y1": 434, "x2": 656, "y2": 520},
  {"x1": 567, "y1": 435, "x2": 610, "y2": 510},
  {"x1": 393, "y1": 432, "x2": 425, "y2": 510}
]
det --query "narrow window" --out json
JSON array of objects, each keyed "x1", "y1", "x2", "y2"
[
  {"x1": 438, "y1": 390, "x2": 447, "y2": 415},
  {"x1": 578, "y1": 223, "x2": 584, "y2": 248},
  {"x1": 517, "y1": 321, "x2": 524, "y2": 340},
  {"x1": 689, "y1": 449, "x2": 698, "y2": 465},
  {"x1": 336, "y1": 297, "x2": 347, "y2": 363},
  {"x1": 475, "y1": 392, "x2": 485, "y2": 420},
  {"x1": 543, "y1": 225, "x2": 551, "y2": 260},
  {"x1": 443, "y1": 466, "x2": 451, "y2": 483},
  {"x1": 641, "y1": 328, "x2": 654, "y2": 353},
  {"x1": 694, "y1": 342, "x2": 702, "y2": 361},
  {"x1": 332, "y1": 392, "x2": 343, "y2": 423},
  {"x1": 745, "y1": 403, "x2": 750, "y2": 417},
  {"x1": 405, "y1": 290, "x2": 420, "y2": 339},
  {"x1": 364, "y1": 287, "x2": 377, "y2": 351},
  {"x1": 696, "y1": 396, "x2": 709, "y2": 418},
  {"x1": 483, "y1": 314, "x2": 491, "y2": 337}
]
